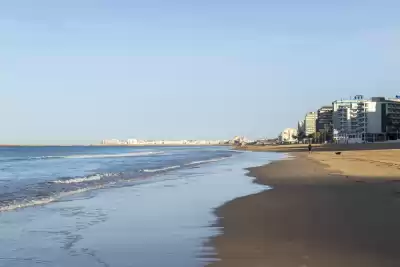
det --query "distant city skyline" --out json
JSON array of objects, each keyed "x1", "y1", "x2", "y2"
[
  {"x1": 100, "y1": 138, "x2": 229, "y2": 146},
  {"x1": 1, "y1": 1, "x2": 400, "y2": 144}
]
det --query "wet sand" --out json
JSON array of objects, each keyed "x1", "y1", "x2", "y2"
[{"x1": 208, "y1": 152, "x2": 400, "y2": 267}]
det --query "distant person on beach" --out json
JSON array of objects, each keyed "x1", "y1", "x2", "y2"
[{"x1": 308, "y1": 143, "x2": 312, "y2": 154}]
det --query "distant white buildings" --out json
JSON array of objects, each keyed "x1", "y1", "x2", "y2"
[
  {"x1": 230, "y1": 136, "x2": 255, "y2": 145},
  {"x1": 278, "y1": 128, "x2": 298, "y2": 144},
  {"x1": 101, "y1": 139, "x2": 122, "y2": 145},
  {"x1": 127, "y1": 139, "x2": 138, "y2": 145},
  {"x1": 100, "y1": 139, "x2": 225, "y2": 146}
]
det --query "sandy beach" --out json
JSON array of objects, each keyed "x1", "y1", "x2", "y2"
[{"x1": 208, "y1": 145, "x2": 400, "y2": 267}]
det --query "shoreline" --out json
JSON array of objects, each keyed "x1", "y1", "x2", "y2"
[{"x1": 207, "y1": 151, "x2": 400, "y2": 266}]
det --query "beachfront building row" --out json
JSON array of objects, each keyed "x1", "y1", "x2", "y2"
[
  {"x1": 293, "y1": 94, "x2": 400, "y2": 144},
  {"x1": 296, "y1": 97, "x2": 362, "y2": 142},
  {"x1": 295, "y1": 94, "x2": 400, "y2": 144},
  {"x1": 331, "y1": 95, "x2": 400, "y2": 143},
  {"x1": 354, "y1": 97, "x2": 400, "y2": 142}
]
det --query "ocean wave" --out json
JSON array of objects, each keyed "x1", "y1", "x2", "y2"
[
  {"x1": 64, "y1": 151, "x2": 164, "y2": 159},
  {"x1": 0, "y1": 155, "x2": 233, "y2": 212},
  {"x1": 7, "y1": 151, "x2": 164, "y2": 162},
  {"x1": 142, "y1": 165, "x2": 181, "y2": 173}
]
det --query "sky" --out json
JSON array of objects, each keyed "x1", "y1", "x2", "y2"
[{"x1": 1, "y1": 0, "x2": 400, "y2": 144}]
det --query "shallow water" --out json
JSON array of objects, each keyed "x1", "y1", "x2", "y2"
[
  {"x1": 0, "y1": 146, "x2": 236, "y2": 212},
  {"x1": 0, "y1": 149, "x2": 284, "y2": 267}
]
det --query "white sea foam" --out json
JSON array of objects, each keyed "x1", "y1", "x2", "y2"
[
  {"x1": 52, "y1": 173, "x2": 117, "y2": 184},
  {"x1": 0, "y1": 186, "x2": 104, "y2": 212},
  {"x1": 53, "y1": 175, "x2": 98, "y2": 184},
  {"x1": 142, "y1": 157, "x2": 230, "y2": 173},
  {"x1": 27, "y1": 155, "x2": 61, "y2": 160},
  {"x1": 142, "y1": 165, "x2": 181, "y2": 173},
  {"x1": 185, "y1": 157, "x2": 228, "y2": 166}
]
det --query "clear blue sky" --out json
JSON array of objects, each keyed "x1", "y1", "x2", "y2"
[{"x1": 1, "y1": 1, "x2": 399, "y2": 144}]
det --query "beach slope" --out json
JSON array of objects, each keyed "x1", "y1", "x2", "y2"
[{"x1": 208, "y1": 152, "x2": 400, "y2": 267}]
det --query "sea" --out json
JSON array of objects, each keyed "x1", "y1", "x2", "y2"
[{"x1": 0, "y1": 146, "x2": 284, "y2": 267}]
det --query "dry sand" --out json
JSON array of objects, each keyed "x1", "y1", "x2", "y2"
[
  {"x1": 207, "y1": 147, "x2": 400, "y2": 267},
  {"x1": 310, "y1": 150, "x2": 400, "y2": 179},
  {"x1": 239, "y1": 142, "x2": 400, "y2": 153}
]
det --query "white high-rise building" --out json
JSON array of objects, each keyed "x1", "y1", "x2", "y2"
[
  {"x1": 332, "y1": 95, "x2": 365, "y2": 138},
  {"x1": 297, "y1": 120, "x2": 305, "y2": 134},
  {"x1": 278, "y1": 128, "x2": 298, "y2": 144},
  {"x1": 304, "y1": 112, "x2": 317, "y2": 136},
  {"x1": 357, "y1": 97, "x2": 400, "y2": 142}
]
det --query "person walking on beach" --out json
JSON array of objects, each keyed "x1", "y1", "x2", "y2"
[{"x1": 308, "y1": 143, "x2": 312, "y2": 154}]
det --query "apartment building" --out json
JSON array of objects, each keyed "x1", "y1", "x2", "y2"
[
  {"x1": 278, "y1": 128, "x2": 298, "y2": 144},
  {"x1": 317, "y1": 105, "x2": 333, "y2": 133},
  {"x1": 356, "y1": 97, "x2": 400, "y2": 142},
  {"x1": 304, "y1": 112, "x2": 318, "y2": 136},
  {"x1": 297, "y1": 120, "x2": 305, "y2": 134},
  {"x1": 332, "y1": 95, "x2": 365, "y2": 137}
]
